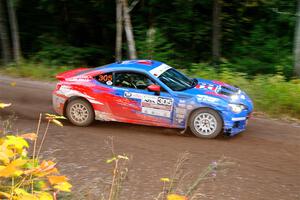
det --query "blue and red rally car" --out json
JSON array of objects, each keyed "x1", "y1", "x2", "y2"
[{"x1": 52, "y1": 60, "x2": 253, "y2": 138}]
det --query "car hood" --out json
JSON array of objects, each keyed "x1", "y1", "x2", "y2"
[{"x1": 182, "y1": 78, "x2": 253, "y2": 112}]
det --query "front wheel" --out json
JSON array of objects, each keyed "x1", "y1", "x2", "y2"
[
  {"x1": 66, "y1": 99, "x2": 94, "y2": 126},
  {"x1": 189, "y1": 108, "x2": 223, "y2": 139}
]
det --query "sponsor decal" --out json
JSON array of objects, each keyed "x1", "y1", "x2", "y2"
[
  {"x1": 157, "y1": 97, "x2": 173, "y2": 106},
  {"x1": 149, "y1": 64, "x2": 172, "y2": 77},
  {"x1": 124, "y1": 91, "x2": 132, "y2": 98},
  {"x1": 106, "y1": 80, "x2": 113, "y2": 86},
  {"x1": 65, "y1": 74, "x2": 92, "y2": 82},
  {"x1": 142, "y1": 107, "x2": 171, "y2": 118},
  {"x1": 175, "y1": 107, "x2": 187, "y2": 124},
  {"x1": 99, "y1": 74, "x2": 112, "y2": 82},
  {"x1": 197, "y1": 95, "x2": 219, "y2": 103},
  {"x1": 195, "y1": 83, "x2": 217, "y2": 91},
  {"x1": 124, "y1": 92, "x2": 173, "y2": 118}
]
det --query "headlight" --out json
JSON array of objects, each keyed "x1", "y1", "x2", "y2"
[{"x1": 228, "y1": 104, "x2": 246, "y2": 114}]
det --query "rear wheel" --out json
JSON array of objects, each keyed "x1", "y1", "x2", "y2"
[
  {"x1": 189, "y1": 108, "x2": 223, "y2": 138},
  {"x1": 66, "y1": 99, "x2": 94, "y2": 126}
]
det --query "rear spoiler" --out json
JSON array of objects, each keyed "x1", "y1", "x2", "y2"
[{"x1": 56, "y1": 68, "x2": 89, "y2": 81}]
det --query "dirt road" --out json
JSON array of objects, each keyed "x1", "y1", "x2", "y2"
[{"x1": 1, "y1": 75, "x2": 299, "y2": 200}]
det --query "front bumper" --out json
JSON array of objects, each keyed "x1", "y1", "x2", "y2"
[{"x1": 222, "y1": 110, "x2": 251, "y2": 136}]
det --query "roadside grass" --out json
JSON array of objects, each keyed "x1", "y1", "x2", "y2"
[
  {"x1": 1, "y1": 61, "x2": 300, "y2": 119},
  {"x1": 0, "y1": 61, "x2": 73, "y2": 81}
]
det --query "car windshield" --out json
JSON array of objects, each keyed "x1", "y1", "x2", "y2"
[{"x1": 158, "y1": 68, "x2": 197, "y2": 91}]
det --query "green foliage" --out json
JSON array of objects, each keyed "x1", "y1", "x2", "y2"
[
  {"x1": 32, "y1": 36, "x2": 106, "y2": 66},
  {"x1": 9, "y1": 0, "x2": 296, "y2": 77},
  {"x1": 135, "y1": 27, "x2": 177, "y2": 66},
  {"x1": 230, "y1": 24, "x2": 294, "y2": 76},
  {"x1": 33, "y1": 44, "x2": 102, "y2": 66}
]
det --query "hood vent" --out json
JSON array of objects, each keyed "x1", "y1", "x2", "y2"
[{"x1": 218, "y1": 86, "x2": 239, "y2": 96}]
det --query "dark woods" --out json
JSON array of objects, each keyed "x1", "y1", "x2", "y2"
[{"x1": 0, "y1": 0, "x2": 298, "y2": 77}]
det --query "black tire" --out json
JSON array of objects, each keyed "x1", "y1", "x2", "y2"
[
  {"x1": 189, "y1": 108, "x2": 223, "y2": 139},
  {"x1": 66, "y1": 99, "x2": 94, "y2": 126}
]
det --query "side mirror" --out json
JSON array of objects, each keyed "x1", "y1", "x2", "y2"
[{"x1": 147, "y1": 84, "x2": 161, "y2": 93}]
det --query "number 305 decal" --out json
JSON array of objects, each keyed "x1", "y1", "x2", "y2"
[
  {"x1": 99, "y1": 74, "x2": 112, "y2": 82},
  {"x1": 157, "y1": 97, "x2": 173, "y2": 106}
]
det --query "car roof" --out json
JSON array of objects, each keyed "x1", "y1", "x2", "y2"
[{"x1": 95, "y1": 60, "x2": 164, "y2": 73}]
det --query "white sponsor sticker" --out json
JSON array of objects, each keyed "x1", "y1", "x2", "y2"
[
  {"x1": 149, "y1": 64, "x2": 172, "y2": 77},
  {"x1": 197, "y1": 95, "x2": 219, "y2": 103},
  {"x1": 124, "y1": 92, "x2": 173, "y2": 118},
  {"x1": 142, "y1": 107, "x2": 171, "y2": 118}
]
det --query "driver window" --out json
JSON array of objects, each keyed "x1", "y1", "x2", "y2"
[{"x1": 114, "y1": 72, "x2": 154, "y2": 90}]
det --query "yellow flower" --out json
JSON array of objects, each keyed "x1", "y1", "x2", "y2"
[
  {"x1": 0, "y1": 103, "x2": 11, "y2": 109},
  {"x1": 167, "y1": 194, "x2": 188, "y2": 200},
  {"x1": 160, "y1": 177, "x2": 170, "y2": 182}
]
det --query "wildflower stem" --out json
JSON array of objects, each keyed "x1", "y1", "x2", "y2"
[
  {"x1": 32, "y1": 113, "x2": 42, "y2": 160},
  {"x1": 31, "y1": 113, "x2": 42, "y2": 193},
  {"x1": 185, "y1": 166, "x2": 213, "y2": 197},
  {"x1": 108, "y1": 159, "x2": 119, "y2": 200},
  {"x1": 36, "y1": 119, "x2": 50, "y2": 160}
]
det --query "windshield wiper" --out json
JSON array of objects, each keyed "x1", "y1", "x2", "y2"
[
  {"x1": 191, "y1": 78, "x2": 198, "y2": 87},
  {"x1": 176, "y1": 79, "x2": 198, "y2": 91}
]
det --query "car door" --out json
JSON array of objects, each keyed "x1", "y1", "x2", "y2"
[{"x1": 112, "y1": 71, "x2": 175, "y2": 126}]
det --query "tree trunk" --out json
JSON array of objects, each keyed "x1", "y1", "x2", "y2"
[
  {"x1": 0, "y1": 0, "x2": 10, "y2": 65},
  {"x1": 212, "y1": 0, "x2": 222, "y2": 66},
  {"x1": 122, "y1": 0, "x2": 137, "y2": 59},
  {"x1": 294, "y1": 0, "x2": 300, "y2": 77},
  {"x1": 7, "y1": 0, "x2": 21, "y2": 63},
  {"x1": 115, "y1": 0, "x2": 123, "y2": 61}
]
